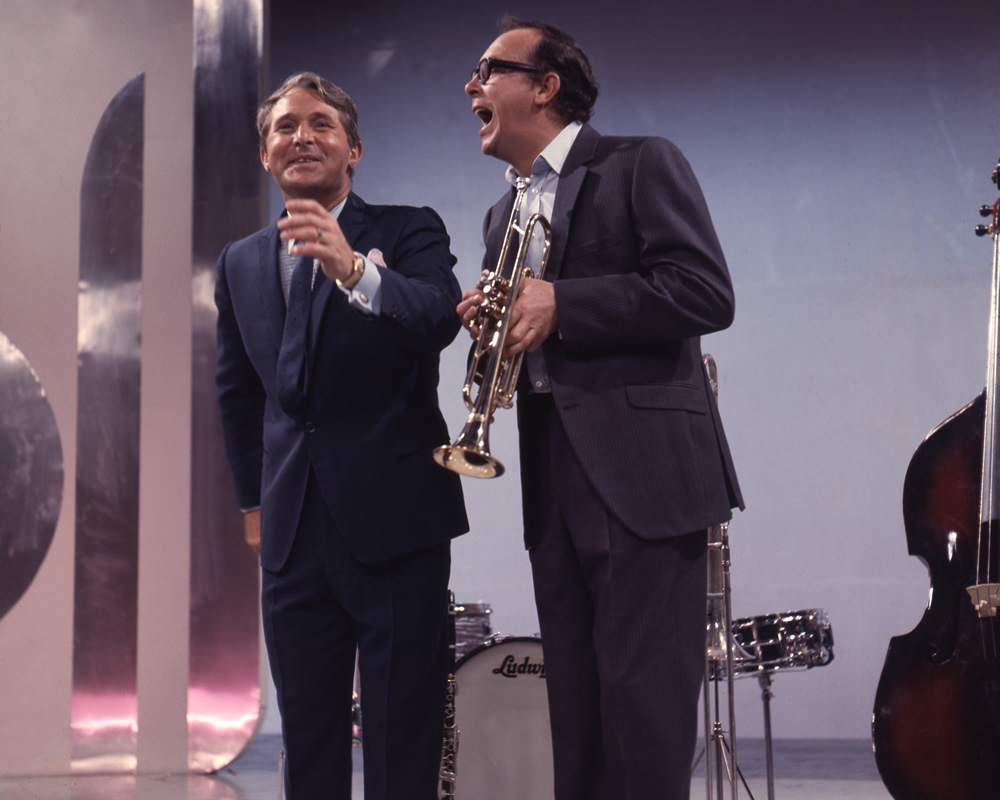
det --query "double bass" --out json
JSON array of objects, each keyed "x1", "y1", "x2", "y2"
[{"x1": 872, "y1": 162, "x2": 1000, "y2": 799}]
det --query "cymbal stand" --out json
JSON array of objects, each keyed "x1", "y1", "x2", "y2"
[
  {"x1": 695, "y1": 353, "x2": 752, "y2": 800},
  {"x1": 696, "y1": 520, "x2": 755, "y2": 800}
]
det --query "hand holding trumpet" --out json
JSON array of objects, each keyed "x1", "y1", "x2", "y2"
[
  {"x1": 458, "y1": 273, "x2": 557, "y2": 357},
  {"x1": 434, "y1": 181, "x2": 551, "y2": 478}
]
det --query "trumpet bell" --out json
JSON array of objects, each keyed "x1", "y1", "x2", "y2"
[
  {"x1": 432, "y1": 444, "x2": 505, "y2": 479},
  {"x1": 432, "y1": 413, "x2": 506, "y2": 478}
]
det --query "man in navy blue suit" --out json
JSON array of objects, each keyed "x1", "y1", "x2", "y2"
[
  {"x1": 458, "y1": 19, "x2": 744, "y2": 800},
  {"x1": 215, "y1": 72, "x2": 468, "y2": 800}
]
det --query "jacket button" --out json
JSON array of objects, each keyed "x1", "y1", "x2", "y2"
[{"x1": 304, "y1": 421, "x2": 316, "y2": 433}]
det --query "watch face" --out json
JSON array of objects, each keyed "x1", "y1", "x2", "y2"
[
  {"x1": 339, "y1": 253, "x2": 365, "y2": 289},
  {"x1": 0, "y1": 331, "x2": 64, "y2": 622}
]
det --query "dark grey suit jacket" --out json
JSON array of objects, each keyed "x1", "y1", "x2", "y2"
[{"x1": 483, "y1": 124, "x2": 744, "y2": 543}]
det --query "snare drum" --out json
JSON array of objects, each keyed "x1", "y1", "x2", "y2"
[
  {"x1": 445, "y1": 635, "x2": 553, "y2": 799},
  {"x1": 730, "y1": 608, "x2": 834, "y2": 674}
]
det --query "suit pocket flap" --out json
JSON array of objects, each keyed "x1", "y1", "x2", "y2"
[
  {"x1": 626, "y1": 383, "x2": 706, "y2": 413},
  {"x1": 572, "y1": 232, "x2": 620, "y2": 256}
]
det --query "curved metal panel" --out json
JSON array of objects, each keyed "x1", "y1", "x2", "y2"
[
  {"x1": 72, "y1": 74, "x2": 144, "y2": 774},
  {"x1": 189, "y1": 0, "x2": 268, "y2": 773},
  {"x1": 0, "y1": 332, "x2": 63, "y2": 622}
]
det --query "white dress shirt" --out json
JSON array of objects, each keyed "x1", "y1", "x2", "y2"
[{"x1": 503, "y1": 121, "x2": 582, "y2": 392}]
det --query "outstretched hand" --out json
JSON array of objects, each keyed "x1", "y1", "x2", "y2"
[{"x1": 278, "y1": 198, "x2": 356, "y2": 283}]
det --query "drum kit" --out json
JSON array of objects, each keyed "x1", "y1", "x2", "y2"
[{"x1": 346, "y1": 585, "x2": 832, "y2": 800}]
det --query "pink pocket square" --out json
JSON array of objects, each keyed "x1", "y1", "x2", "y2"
[{"x1": 367, "y1": 248, "x2": 386, "y2": 268}]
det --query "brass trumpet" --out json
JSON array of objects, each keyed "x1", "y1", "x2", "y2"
[{"x1": 433, "y1": 177, "x2": 551, "y2": 478}]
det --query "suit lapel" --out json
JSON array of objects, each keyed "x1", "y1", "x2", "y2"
[
  {"x1": 307, "y1": 192, "x2": 367, "y2": 357},
  {"x1": 335, "y1": 191, "x2": 367, "y2": 250},
  {"x1": 547, "y1": 124, "x2": 600, "y2": 281},
  {"x1": 485, "y1": 189, "x2": 517, "y2": 269}
]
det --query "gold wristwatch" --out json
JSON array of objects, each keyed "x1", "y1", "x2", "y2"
[{"x1": 337, "y1": 252, "x2": 365, "y2": 290}]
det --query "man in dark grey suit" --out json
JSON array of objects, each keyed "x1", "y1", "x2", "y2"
[
  {"x1": 216, "y1": 72, "x2": 467, "y2": 800},
  {"x1": 458, "y1": 18, "x2": 744, "y2": 800}
]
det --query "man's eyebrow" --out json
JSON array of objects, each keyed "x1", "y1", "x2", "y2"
[
  {"x1": 271, "y1": 110, "x2": 337, "y2": 126},
  {"x1": 309, "y1": 110, "x2": 337, "y2": 123}
]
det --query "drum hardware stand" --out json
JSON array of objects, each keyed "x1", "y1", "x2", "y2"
[
  {"x1": 755, "y1": 671, "x2": 777, "y2": 800},
  {"x1": 735, "y1": 607, "x2": 834, "y2": 800},
  {"x1": 694, "y1": 520, "x2": 756, "y2": 800},
  {"x1": 732, "y1": 664, "x2": 785, "y2": 800},
  {"x1": 694, "y1": 354, "x2": 753, "y2": 800}
]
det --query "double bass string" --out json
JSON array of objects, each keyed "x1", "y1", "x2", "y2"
[
  {"x1": 990, "y1": 227, "x2": 1000, "y2": 660},
  {"x1": 979, "y1": 201, "x2": 1000, "y2": 661}
]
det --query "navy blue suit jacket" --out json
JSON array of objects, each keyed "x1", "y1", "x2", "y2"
[
  {"x1": 484, "y1": 125, "x2": 744, "y2": 543},
  {"x1": 216, "y1": 192, "x2": 468, "y2": 570}
]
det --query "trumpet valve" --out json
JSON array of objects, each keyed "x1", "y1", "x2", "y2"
[{"x1": 474, "y1": 267, "x2": 497, "y2": 290}]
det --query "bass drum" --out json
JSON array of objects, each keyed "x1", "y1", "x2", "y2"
[{"x1": 445, "y1": 635, "x2": 553, "y2": 800}]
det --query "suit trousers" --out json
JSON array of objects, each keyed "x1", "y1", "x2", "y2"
[
  {"x1": 519, "y1": 393, "x2": 708, "y2": 800},
  {"x1": 261, "y1": 470, "x2": 451, "y2": 800}
]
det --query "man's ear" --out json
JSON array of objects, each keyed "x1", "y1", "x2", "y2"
[
  {"x1": 534, "y1": 72, "x2": 561, "y2": 109},
  {"x1": 348, "y1": 140, "x2": 363, "y2": 171}
]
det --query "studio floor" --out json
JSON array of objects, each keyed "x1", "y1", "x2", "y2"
[{"x1": 0, "y1": 735, "x2": 892, "y2": 800}]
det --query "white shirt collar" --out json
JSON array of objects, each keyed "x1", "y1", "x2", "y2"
[{"x1": 505, "y1": 121, "x2": 583, "y2": 185}]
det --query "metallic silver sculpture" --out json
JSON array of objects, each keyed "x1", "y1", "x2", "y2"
[
  {"x1": 188, "y1": 0, "x2": 269, "y2": 773},
  {"x1": 72, "y1": 73, "x2": 144, "y2": 774},
  {"x1": 0, "y1": 332, "x2": 63, "y2": 622}
]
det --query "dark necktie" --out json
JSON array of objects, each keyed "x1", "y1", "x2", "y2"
[{"x1": 276, "y1": 255, "x2": 313, "y2": 418}]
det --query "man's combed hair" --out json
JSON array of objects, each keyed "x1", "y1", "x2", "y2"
[
  {"x1": 500, "y1": 16, "x2": 599, "y2": 124},
  {"x1": 257, "y1": 72, "x2": 361, "y2": 176}
]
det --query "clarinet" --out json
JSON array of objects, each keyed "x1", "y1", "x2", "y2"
[{"x1": 439, "y1": 593, "x2": 459, "y2": 799}]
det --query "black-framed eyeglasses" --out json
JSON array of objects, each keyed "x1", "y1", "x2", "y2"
[{"x1": 472, "y1": 57, "x2": 541, "y2": 84}]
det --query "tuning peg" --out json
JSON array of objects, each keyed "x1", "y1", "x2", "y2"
[
  {"x1": 975, "y1": 224, "x2": 993, "y2": 237},
  {"x1": 980, "y1": 205, "x2": 995, "y2": 217}
]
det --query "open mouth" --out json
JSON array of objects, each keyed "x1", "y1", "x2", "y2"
[{"x1": 475, "y1": 108, "x2": 494, "y2": 127}]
